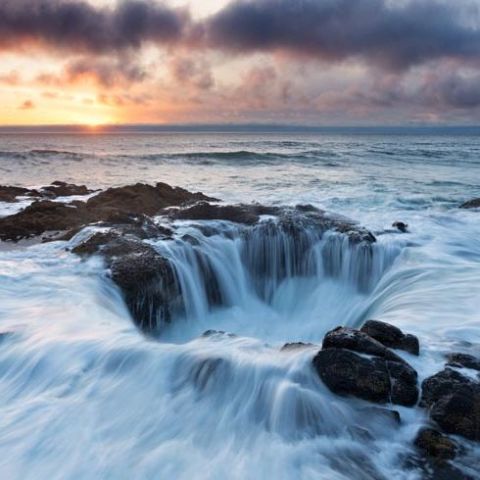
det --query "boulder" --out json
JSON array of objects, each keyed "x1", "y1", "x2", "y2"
[
  {"x1": 460, "y1": 198, "x2": 480, "y2": 209},
  {"x1": 421, "y1": 368, "x2": 480, "y2": 441},
  {"x1": 446, "y1": 353, "x2": 480, "y2": 372},
  {"x1": 361, "y1": 320, "x2": 420, "y2": 355},
  {"x1": 73, "y1": 232, "x2": 182, "y2": 333},
  {"x1": 392, "y1": 221, "x2": 408, "y2": 233},
  {"x1": 313, "y1": 345, "x2": 418, "y2": 406},
  {"x1": 322, "y1": 326, "x2": 407, "y2": 363},
  {"x1": 414, "y1": 428, "x2": 457, "y2": 461}
]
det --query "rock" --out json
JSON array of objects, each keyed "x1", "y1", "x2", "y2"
[
  {"x1": 460, "y1": 198, "x2": 480, "y2": 209},
  {"x1": 0, "y1": 185, "x2": 31, "y2": 202},
  {"x1": 0, "y1": 200, "x2": 92, "y2": 241},
  {"x1": 41, "y1": 181, "x2": 94, "y2": 198},
  {"x1": 0, "y1": 182, "x2": 212, "y2": 241},
  {"x1": 359, "y1": 406, "x2": 401, "y2": 425},
  {"x1": 281, "y1": 342, "x2": 315, "y2": 351},
  {"x1": 360, "y1": 320, "x2": 420, "y2": 355},
  {"x1": 414, "y1": 428, "x2": 457, "y2": 461},
  {"x1": 87, "y1": 182, "x2": 216, "y2": 218},
  {"x1": 169, "y1": 201, "x2": 275, "y2": 225},
  {"x1": 392, "y1": 221, "x2": 408, "y2": 233},
  {"x1": 421, "y1": 368, "x2": 480, "y2": 441},
  {"x1": 313, "y1": 347, "x2": 418, "y2": 406},
  {"x1": 446, "y1": 353, "x2": 480, "y2": 372},
  {"x1": 322, "y1": 326, "x2": 407, "y2": 364},
  {"x1": 108, "y1": 242, "x2": 182, "y2": 332}
]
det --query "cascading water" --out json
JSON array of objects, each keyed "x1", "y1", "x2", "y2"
[{"x1": 152, "y1": 219, "x2": 402, "y2": 343}]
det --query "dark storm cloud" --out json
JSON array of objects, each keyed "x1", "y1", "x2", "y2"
[
  {"x1": 205, "y1": 0, "x2": 480, "y2": 69},
  {"x1": 0, "y1": 0, "x2": 187, "y2": 54}
]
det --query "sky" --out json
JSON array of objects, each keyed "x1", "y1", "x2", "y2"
[{"x1": 1, "y1": 0, "x2": 480, "y2": 126}]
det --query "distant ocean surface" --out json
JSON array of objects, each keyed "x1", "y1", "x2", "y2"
[{"x1": 0, "y1": 128, "x2": 479, "y2": 479}]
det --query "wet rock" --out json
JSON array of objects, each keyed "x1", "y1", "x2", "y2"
[
  {"x1": 41, "y1": 181, "x2": 94, "y2": 198},
  {"x1": 361, "y1": 320, "x2": 420, "y2": 355},
  {"x1": 87, "y1": 182, "x2": 215, "y2": 218},
  {"x1": 109, "y1": 242, "x2": 182, "y2": 333},
  {"x1": 0, "y1": 182, "x2": 211, "y2": 241},
  {"x1": 322, "y1": 326, "x2": 407, "y2": 364},
  {"x1": 392, "y1": 221, "x2": 409, "y2": 233},
  {"x1": 169, "y1": 201, "x2": 276, "y2": 225},
  {"x1": 281, "y1": 342, "x2": 315, "y2": 351},
  {"x1": 313, "y1": 326, "x2": 418, "y2": 406},
  {"x1": 359, "y1": 406, "x2": 401, "y2": 425},
  {"x1": 313, "y1": 347, "x2": 418, "y2": 406},
  {"x1": 460, "y1": 198, "x2": 480, "y2": 209},
  {"x1": 421, "y1": 368, "x2": 480, "y2": 441},
  {"x1": 414, "y1": 428, "x2": 458, "y2": 461},
  {"x1": 446, "y1": 353, "x2": 480, "y2": 372},
  {"x1": 0, "y1": 185, "x2": 32, "y2": 202},
  {"x1": 0, "y1": 200, "x2": 92, "y2": 241}
]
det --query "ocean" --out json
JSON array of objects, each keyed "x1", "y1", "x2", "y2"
[{"x1": 0, "y1": 128, "x2": 479, "y2": 479}]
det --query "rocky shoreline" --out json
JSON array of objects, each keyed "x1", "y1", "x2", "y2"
[{"x1": 1, "y1": 181, "x2": 479, "y2": 478}]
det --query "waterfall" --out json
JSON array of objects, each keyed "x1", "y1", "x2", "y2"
[{"x1": 151, "y1": 219, "x2": 402, "y2": 331}]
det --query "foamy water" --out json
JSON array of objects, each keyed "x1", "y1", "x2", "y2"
[{"x1": 0, "y1": 129, "x2": 479, "y2": 479}]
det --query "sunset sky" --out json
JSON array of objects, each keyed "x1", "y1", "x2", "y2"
[{"x1": 1, "y1": 0, "x2": 480, "y2": 126}]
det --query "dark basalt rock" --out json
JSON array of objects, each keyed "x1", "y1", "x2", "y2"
[
  {"x1": 41, "y1": 181, "x2": 94, "y2": 198},
  {"x1": 0, "y1": 185, "x2": 32, "y2": 203},
  {"x1": 73, "y1": 233, "x2": 181, "y2": 333},
  {"x1": 0, "y1": 182, "x2": 212, "y2": 241},
  {"x1": 0, "y1": 200, "x2": 92, "y2": 241},
  {"x1": 88, "y1": 182, "x2": 216, "y2": 218},
  {"x1": 281, "y1": 342, "x2": 315, "y2": 351},
  {"x1": 313, "y1": 348, "x2": 418, "y2": 406},
  {"x1": 359, "y1": 406, "x2": 401, "y2": 425},
  {"x1": 421, "y1": 368, "x2": 480, "y2": 441},
  {"x1": 322, "y1": 326, "x2": 407, "y2": 364},
  {"x1": 109, "y1": 245, "x2": 181, "y2": 332},
  {"x1": 169, "y1": 201, "x2": 278, "y2": 225},
  {"x1": 446, "y1": 353, "x2": 480, "y2": 372},
  {"x1": 313, "y1": 325, "x2": 419, "y2": 406},
  {"x1": 361, "y1": 320, "x2": 420, "y2": 355},
  {"x1": 392, "y1": 221, "x2": 408, "y2": 233},
  {"x1": 460, "y1": 198, "x2": 480, "y2": 209},
  {"x1": 414, "y1": 428, "x2": 458, "y2": 461}
]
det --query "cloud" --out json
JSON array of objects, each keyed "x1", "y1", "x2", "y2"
[
  {"x1": 0, "y1": 0, "x2": 188, "y2": 54},
  {"x1": 169, "y1": 57, "x2": 214, "y2": 90},
  {"x1": 19, "y1": 100, "x2": 35, "y2": 110},
  {"x1": 205, "y1": 0, "x2": 480, "y2": 69}
]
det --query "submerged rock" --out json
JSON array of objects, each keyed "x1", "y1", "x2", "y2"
[
  {"x1": 414, "y1": 428, "x2": 458, "y2": 461},
  {"x1": 360, "y1": 320, "x2": 420, "y2": 355},
  {"x1": 460, "y1": 198, "x2": 480, "y2": 209},
  {"x1": 446, "y1": 353, "x2": 480, "y2": 372},
  {"x1": 421, "y1": 368, "x2": 480, "y2": 441},
  {"x1": 281, "y1": 342, "x2": 315, "y2": 351},
  {"x1": 313, "y1": 325, "x2": 419, "y2": 406},
  {"x1": 392, "y1": 221, "x2": 409, "y2": 233}
]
